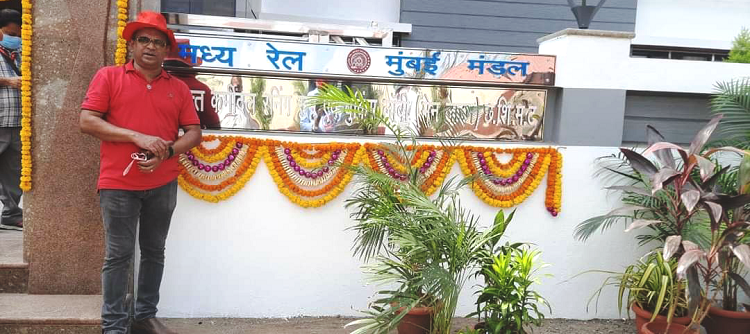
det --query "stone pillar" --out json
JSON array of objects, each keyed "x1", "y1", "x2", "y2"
[{"x1": 22, "y1": 0, "x2": 121, "y2": 294}]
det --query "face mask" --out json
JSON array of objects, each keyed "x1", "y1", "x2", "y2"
[{"x1": 0, "y1": 35, "x2": 21, "y2": 50}]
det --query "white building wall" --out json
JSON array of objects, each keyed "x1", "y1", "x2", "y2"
[
  {"x1": 633, "y1": 0, "x2": 750, "y2": 49},
  {"x1": 259, "y1": 0, "x2": 401, "y2": 24},
  {"x1": 539, "y1": 30, "x2": 750, "y2": 94},
  {"x1": 156, "y1": 138, "x2": 644, "y2": 320}
]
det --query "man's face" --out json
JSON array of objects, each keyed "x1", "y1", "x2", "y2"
[
  {"x1": 130, "y1": 28, "x2": 170, "y2": 69},
  {"x1": 1, "y1": 23, "x2": 20, "y2": 37}
]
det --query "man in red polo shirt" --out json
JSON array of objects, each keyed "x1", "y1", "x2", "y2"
[{"x1": 79, "y1": 11, "x2": 201, "y2": 334}]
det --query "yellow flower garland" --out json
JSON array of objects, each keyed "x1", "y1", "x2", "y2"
[
  {"x1": 19, "y1": 0, "x2": 32, "y2": 190},
  {"x1": 178, "y1": 136, "x2": 564, "y2": 214},
  {"x1": 115, "y1": 0, "x2": 128, "y2": 65},
  {"x1": 190, "y1": 139, "x2": 237, "y2": 163},
  {"x1": 290, "y1": 150, "x2": 332, "y2": 169}
]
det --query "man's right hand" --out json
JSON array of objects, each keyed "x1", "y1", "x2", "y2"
[
  {"x1": 133, "y1": 134, "x2": 173, "y2": 160},
  {"x1": 3, "y1": 77, "x2": 21, "y2": 89}
]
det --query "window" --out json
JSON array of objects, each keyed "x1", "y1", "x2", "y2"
[
  {"x1": 161, "y1": 0, "x2": 235, "y2": 17},
  {"x1": 631, "y1": 45, "x2": 729, "y2": 62}
]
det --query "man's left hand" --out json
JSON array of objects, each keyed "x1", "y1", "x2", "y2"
[{"x1": 137, "y1": 156, "x2": 162, "y2": 173}]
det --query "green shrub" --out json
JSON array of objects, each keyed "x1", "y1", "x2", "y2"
[{"x1": 727, "y1": 27, "x2": 750, "y2": 63}]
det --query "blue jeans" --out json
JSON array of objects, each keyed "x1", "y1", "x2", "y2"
[{"x1": 99, "y1": 181, "x2": 177, "y2": 334}]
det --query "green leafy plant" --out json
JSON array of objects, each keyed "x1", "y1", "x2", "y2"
[
  {"x1": 710, "y1": 78, "x2": 750, "y2": 150},
  {"x1": 469, "y1": 245, "x2": 550, "y2": 334},
  {"x1": 587, "y1": 251, "x2": 688, "y2": 322},
  {"x1": 306, "y1": 84, "x2": 534, "y2": 334},
  {"x1": 608, "y1": 116, "x2": 750, "y2": 328},
  {"x1": 727, "y1": 28, "x2": 750, "y2": 64},
  {"x1": 574, "y1": 125, "x2": 712, "y2": 248},
  {"x1": 574, "y1": 114, "x2": 750, "y2": 329}
]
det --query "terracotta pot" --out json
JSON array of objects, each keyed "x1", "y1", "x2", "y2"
[
  {"x1": 641, "y1": 322, "x2": 699, "y2": 334},
  {"x1": 396, "y1": 306, "x2": 433, "y2": 334},
  {"x1": 632, "y1": 304, "x2": 692, "y2": 334},
  {"x1": 702, "y1": 306, "x2": 750, "y2": 334}
]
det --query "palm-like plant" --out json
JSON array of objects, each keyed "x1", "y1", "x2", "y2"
[
  {"x1": 709, "y1": 78, "x2": 750, "y2": 149},
  {"x1": 306, "y1": 84, "x2": 515, "y2": 334}
]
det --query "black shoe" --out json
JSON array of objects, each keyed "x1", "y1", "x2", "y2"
[{"x1": 0, "y1": 220, "x2": 22, "y2": 230}]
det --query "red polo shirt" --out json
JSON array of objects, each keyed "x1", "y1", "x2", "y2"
[{"x1": 82, "y1": 61, "x2": 200, "y2": 190}]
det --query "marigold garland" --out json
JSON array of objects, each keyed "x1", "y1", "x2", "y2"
[
  {"x1": 178, "y1": 136, "x2": 563, "y2": 214},
  {"x1": 456, "y1": 146, "x2": 562, "y2": 216},
  {"x1": 362, "y1": 143, "x2": 455, "y2": 196},
  {"x1": 178, "y1": 137, "x2": 263, "y2": 203},
  {"x1": 115, "y1": 0, "x2": 128, "y2": 65},
  {"x1": 263, "y1": 141, "x2": 364, "y2": 208},
  {"x1": 19, "y1": 0, "x2": 32, "y2": 190}
]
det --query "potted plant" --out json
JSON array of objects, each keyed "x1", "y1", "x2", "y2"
[
  {"x1": 575, "y1": 115, "x2": 750, "y2": 333},
  {"x1": 468, "y1": 243, "x2": 550, "y2": 334},
  {"x1": 575, "y1": 125, "x2": 704, "y2": 333},
  {"x1": 613, "y1": 115, "x2": 750, "y2": 333},
  {"x1": 586, "y1": 251, "x2": 690, "y2": 334},
  {"x1": 308, "y1": 84, "x2": 515, "y2": 334},
  {"x1": 698, "y1": 78, "x2": 750, "y2": 334}
]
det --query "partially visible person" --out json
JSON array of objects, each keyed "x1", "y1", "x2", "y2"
[
  {"x1": 79, "y1": 11, "x2": 201, "y2": 334},
  {"x1": 0, "y1": 9, "x2": 23, "y2": 231},
  {"x1": 163, "y1": 39, "x2": 220, "y2": 129},
  {"x1": 227, "y1": 75, "x2": 243, "y2": 95},
  {"x1": 299, "y1": 79, "x2": 326, "y2": 132}
]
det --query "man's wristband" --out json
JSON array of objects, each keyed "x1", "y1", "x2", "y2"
[{"x1": 168, "y1": 146, "x2": 175, "y2": 159}]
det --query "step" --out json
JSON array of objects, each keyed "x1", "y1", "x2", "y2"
[
  {"x1": 0, "y1": 294, "x2": 101, "y2": 333},
  {"x1": 0, "y1": 264, "x2": 27, "y2": 294},
  {"x1": 0, "y1": 229, "x2": 26, "y2": 294}
]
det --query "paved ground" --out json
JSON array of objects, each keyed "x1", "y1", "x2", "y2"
[
  {"x1": 0, "y1": 229, "x2": 22, "y2": 264},
  {"x1": 161, "y1": 317, "x2": 635, "y2": 334}
]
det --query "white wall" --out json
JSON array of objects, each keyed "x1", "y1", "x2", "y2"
[
  {"x1": 539, "y1": 31, "x2": 750, "y2": 94},
  {"x1": 259, "y1": 0, "x2": 401, "y2": 24},
  {"x1": 633, "y1": 0, "x2": 750, "y2": 49},
  {"x1": 155, "y1": 138, "x2": 647, "y2": 320}
]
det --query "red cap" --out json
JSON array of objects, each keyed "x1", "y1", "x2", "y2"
[{"x1": 122, "y1": 11, "x2": 177, "y2": 51}]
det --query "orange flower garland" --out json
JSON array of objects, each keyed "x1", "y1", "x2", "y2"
[
  {"x1": 177, "y1": 136, "x2": 563, "y2": 214},
  {"x1": 177, "y1": 137, "x2": 263, "y2": 203},
  {"x1": 263, "y1": 141, "x2": 364, "y2": 208},
  {"x1": 362, "y1": 143, "x2": 455, "y2": 196},
  {"x1": 193, "y1": 135, "x2": 234, "y2": 156},
  {"x1": 546, "y1": 150, "x2": 563, "y2": 214},
  {"x1": 456, "y1": 147, "x2": 561, "y2": 216}
]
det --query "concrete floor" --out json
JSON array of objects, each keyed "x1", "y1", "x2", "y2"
[
  {"x1": 0, "y1": 229, "x2": 22, "y2": 264},
  {"x1": 160, "y1": 317, "x2": 634, "y2": 334}
]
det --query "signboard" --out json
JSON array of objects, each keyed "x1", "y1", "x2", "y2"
[
  {"x1": 174, "y1": 33, "x2": 556, "y2": 86},
  {"x1": 181, "y1": 74, "x2": 546, "y2": 141}
]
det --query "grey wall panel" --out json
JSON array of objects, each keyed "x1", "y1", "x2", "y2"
[
  {"x1": 402, "y1": 0, "x2": 636, "y2": 22},
  {"x1": 400, "y1": 0, "x2": 637, "y2": 52},
  {"x1": 556, "y1": 88, "x2": 627, "y2": 146},
  {"x1": 401, "y1": 41, "x2": 539, "y2": 53},
  {"x1": 401, "y1": 12, "x2": 636, "y2": 34},
  {"x1": 409, "y1": 26, "x2": 547, "y2": 49},
  {"x1": 622, "y1": 93, "x2": 712, "y2": 144},
  {"x1": 622, "y1": 118, "x2": 709, "y2": 145}
]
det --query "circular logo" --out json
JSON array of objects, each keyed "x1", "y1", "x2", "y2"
[{"x1": 347, "y1": 48, "x2": 371, "y2": 74}]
